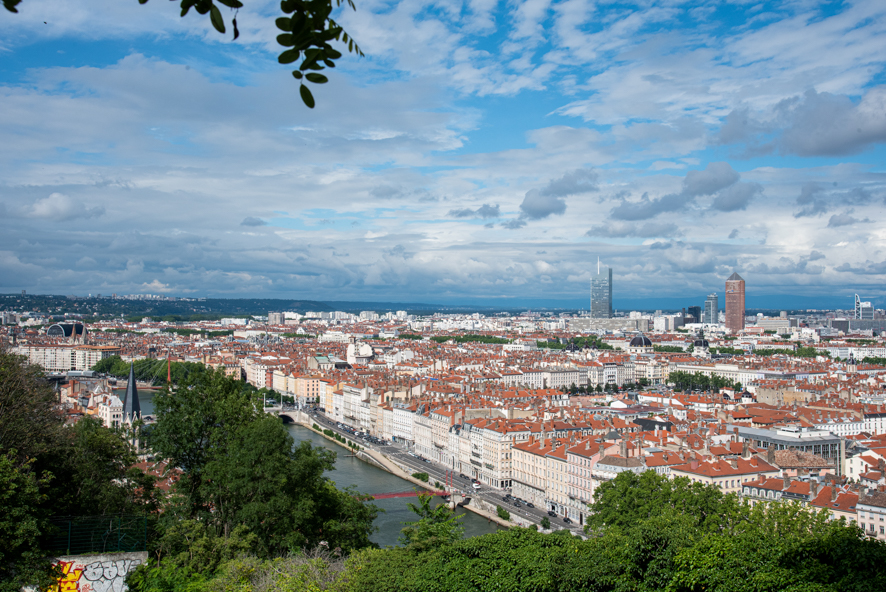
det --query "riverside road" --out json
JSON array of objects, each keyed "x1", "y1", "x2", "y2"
[{"x1": 308, "y1": 409, "x2": 586, "y2": 536}]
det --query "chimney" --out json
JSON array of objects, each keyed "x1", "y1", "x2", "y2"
[
  {"x1": 742, "y1": 439, "x2": 750, "y2": 459},
  {"x1": 599, "y1": 443, "x2": 606, "y2": 457},
  {"x1": 619, "y1": 439, "x2": 627, "y2": 458},
  {"x1": 783, "y1": 473, "x2": 790, "y2": 489},
  {"x1": 767, "y1": 446, "x2": 775, "y2": 464}
]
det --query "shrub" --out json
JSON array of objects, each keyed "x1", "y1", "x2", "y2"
[
  {"x1": 312, "y1": 423, "x2": 321, "y2": 431},
  {"x1": 540, "y1": 516, "x2": 550, "y2": 529},
  {"x1": 496, "y1": 506, "x2": 511, "y2": 521},
  {"x1": 412, "y1": 472, "x2": 429, "y2": 483}
]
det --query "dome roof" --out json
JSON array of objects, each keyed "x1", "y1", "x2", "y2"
[
  {"x1": 629, "y1": 334, "x2": 652, "y2": 347},
  {"x1": 694, "y1": 339, "x2": 709, "y2": 347}
]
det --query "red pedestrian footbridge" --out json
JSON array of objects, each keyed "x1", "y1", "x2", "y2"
[{"x1": 367, "y1": 490, "x2": 447, "y2": 500}]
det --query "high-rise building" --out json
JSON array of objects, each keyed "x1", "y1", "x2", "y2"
[
  {"x1": 725, "y1": 272, "x2": 745, "y2": 333},
  {"x1": 687, "y1": 306, "x2": 701, "y2": 323},
  {"x1": 855, "y1": 295, "x2": 874, "y2": 320},
  {"x1": 703, "y1": 293, "x2": 718, "y2": 324},
  {"x1": 590, "y1": 258, "x2": 613, "y2": 319}
]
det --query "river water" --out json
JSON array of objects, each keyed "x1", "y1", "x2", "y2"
[{"x1": 138, "y1": 392, "x2": 502, "y2": 547}]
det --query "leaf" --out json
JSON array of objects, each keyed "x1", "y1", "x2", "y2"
[
  {"x1": 292, "y1": 71, "x2": 303, "y2": 80},
  {"x1": 275, "y1": 17, "x2": 292, "y2": 31},
  {"x1": 277, "y1": 33, "x2": 295, "y2": 47},
  {"x1": 278, "y1": 49, "x2": 300, "y2": 64},
  {"x1": 216, "y1": 0, "x2": 243, "y2": 7},
  {"x1": 232, "y1": 17, "x2": 239, "y2": 41},
  {"x1": 209, "y1": 4, "x2": 225, "y2": 33},
  {"x1": 299, "y1": 84, "x2": 315, "y2": 109},
  {"x1": 305, "y1": 73, "x2": 328, "y2": 84}
]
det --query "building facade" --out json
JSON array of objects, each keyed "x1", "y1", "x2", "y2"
[{"x1": 725, "y1": 272, "x2": 745, "y2": 333}]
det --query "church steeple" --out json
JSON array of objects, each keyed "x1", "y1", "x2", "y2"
[{"x1": 122, "y1": 363, "x2": 141, "y2": 424}]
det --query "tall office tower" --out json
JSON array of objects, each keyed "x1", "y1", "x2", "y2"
[
  {"x1": 687, "y1": 306, "x2": 702, "y2": 323},
  {"x1": 703, "y1": 293, "x2": 718, "y2": 324},
  {"x1": 855, "y1": 295, "x2": 874, "y2": 320},
  {"x1": 725, "y1": 272, "x2": 745, "y2": 333},
  {"x1": 590, "y1": 258, "x2": 613, "y2": 318}
]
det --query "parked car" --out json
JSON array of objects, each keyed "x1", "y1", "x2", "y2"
[
  {"x1": 563, "y1": 517, "x2": 572, "y2": 524},
  {"x1": 526, "y1": 502, "x2": 534, "y2": 508},
  {"x1": 547, "y1": 511, "x2": 557, "y2": 517},
  {"x1": 513, "y1": 501, "x2": 522, "y2": 507},
  {"x1": 472, "y1": 483, "x2": 481, "y2": 490}
]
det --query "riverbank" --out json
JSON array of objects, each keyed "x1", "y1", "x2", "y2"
[{"x1": 293, "y1": 414, "x2": 516, "y2": 530}]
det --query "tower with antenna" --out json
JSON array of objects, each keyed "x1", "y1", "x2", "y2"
[{"x1": 591, "y1": 257, "x2": 613, "y2": 319}]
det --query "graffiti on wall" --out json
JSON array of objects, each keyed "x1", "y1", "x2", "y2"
[{"x1": 52, "y1": 552, "x2": 145, "y2": 592}]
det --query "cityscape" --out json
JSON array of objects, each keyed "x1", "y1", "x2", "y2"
[
  {"x1": 5, "y1": 271, "x2": 886, "y2": 533},
  {"x1": 3, "y1": 0, "x2": 886, "y2": 590}
]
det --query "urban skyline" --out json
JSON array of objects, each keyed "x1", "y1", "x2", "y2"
[{"x1": 1, "y1": 2, "x2": 885, "y2": 307}]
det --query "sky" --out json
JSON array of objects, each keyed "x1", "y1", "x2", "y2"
[{"x1": 1, "y1": 0, "x2": 885, "y2": 310}]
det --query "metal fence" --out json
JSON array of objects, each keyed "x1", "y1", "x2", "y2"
[{"x1": 45, "y1": 515, "x2": 147, "y2": 556}]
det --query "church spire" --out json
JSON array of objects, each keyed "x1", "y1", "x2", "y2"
[{"x1": 122, "y1": 362, "x2": 141, "y2": 424}]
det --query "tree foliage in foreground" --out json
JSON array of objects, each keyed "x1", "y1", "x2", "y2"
[
  {"x1": 145, "y1": 368, "x2": 378, "y2": 565},
  {"x1": 398, "y1": 493, "x2": 464, "y2": 553},
  {"x1": 3, "y1": 0, "x2": 363, "y2": 108},
  {"x1": 0, "y1": 348, "x2": 156, "y2": 590},
  {"x1": 128, "y1": 469, "x2": 886, "y2": 592}
]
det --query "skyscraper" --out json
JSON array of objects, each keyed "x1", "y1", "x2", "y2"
[
  {"x1": 725, "y1": 272, "x2": 745, "y2": 333},
  {"x1": 855, "y1": 295, "x2": 874, "y2": 320},
  {"x1": 703, "y1": 293, "x2": 718, "y2": 324},
  {"x1": 591, "y1": 258, "x2": 613, "y2": 319}
]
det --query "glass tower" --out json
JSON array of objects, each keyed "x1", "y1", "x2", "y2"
[
  {"x1": 591, "y1": 259, "x2": 613, "y2": 319},
  {"x1": 704, "y1": 293, "x2": 718, "y2": 324}
]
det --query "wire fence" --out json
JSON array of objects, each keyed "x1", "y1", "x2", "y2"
[{"x1": 45, "y1": 515, "x2": 148, "y2": 556}]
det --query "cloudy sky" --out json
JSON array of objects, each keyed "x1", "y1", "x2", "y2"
[{"x1": 2, "y1": 0, "x2": 885, "y2": 309}]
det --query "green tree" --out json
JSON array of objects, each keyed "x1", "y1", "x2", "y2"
[
  {"x1": 0, "y1": 349, "x2": 65, "y2": 470},
  {"x1": 398, "y1": 493, "x2": 463, "y2": 553},
  {"x1": 587, "y1": 470, "x2": 740, "y2": 534},
  {"x1": 0, "y1": 453, "x2": 58, "y2": 592},
  {"x1": 496, "y1": 505, "x2": 510, "y2": 521},
  {"x1": 149, "y1": 367, "x2": 378, "y2": 562},
  {"x1": 202, "y1": 417, "x2": 379, "y2": 555},
  {"x1": 52, "y1": 416, "x2": 159, "y2": 517},
  {"x1": 150, "y1": 367, "x2": 261, "y2": 514}
]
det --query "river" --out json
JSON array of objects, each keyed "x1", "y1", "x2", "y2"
[{"x1": 137, "y1": 391, "x2": 502, "y2": 547}]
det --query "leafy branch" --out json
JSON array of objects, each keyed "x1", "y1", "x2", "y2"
[{"x1": 3, "y1": 0, "x2": 363, "y2": 109}]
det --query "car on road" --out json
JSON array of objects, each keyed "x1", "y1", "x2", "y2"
[
  {"x1": 513, "y1": 501, "x2": 522, "y2": 507},
  {"x1": 526, "y1": 502, "x2": 534, "y2": 508},
  {"x1": 502, "y1": 496, "x2": 510, "y2": 501},
  {"x1": 547, "y1": 511, "x2": 557, "y2": 517},
  {"x1": 472, "y1": 483, "x2": 481, "y2": 490},
  {"x1": 563, "y1": 517, "x2": 572, "y2": 524}
]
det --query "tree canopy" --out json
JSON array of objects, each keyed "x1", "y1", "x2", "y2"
[
  {"x1": 0, "y1": 348, "x2": 157, "y2": 590},
  {"x1": 2, "y1": 0, "x2": 363, "y2": 108}
]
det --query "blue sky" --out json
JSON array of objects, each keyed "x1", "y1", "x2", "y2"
[{"x1": 1, "y1": 0, "x2": 885, "y2": 310}]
